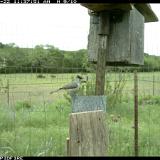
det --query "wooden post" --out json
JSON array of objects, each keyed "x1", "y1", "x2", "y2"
[
  {"x1": 69, "y1": 110, "x2": 107, "y2": 156},
  {"x1": 95, "y1": 12, "x2": 110, "y2": 95},
  {"x1": 153, "y1": 74, "x2": 155, "y2": 96},
  {"x1": 66, "y1": 137, "x2": 70, "y2": 156},
  {"x1": 134, "y1": 70, "x2": 138, "y2": 156},
  {"x1": 7, "y1": 79, "x2": 9, "y2": 107}
]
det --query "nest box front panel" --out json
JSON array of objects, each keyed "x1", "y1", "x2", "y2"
[{"x1": 88, "y1": 7, "x2": 144, "y2": 65}]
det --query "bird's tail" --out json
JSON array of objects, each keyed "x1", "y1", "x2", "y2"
[{"x1": 50, "y1": 88, "x2": 61, "y2": 94}]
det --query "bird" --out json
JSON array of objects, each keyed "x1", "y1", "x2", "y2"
[{"x1": 50, "y1": 75, "x2": 86, "y2": 95}]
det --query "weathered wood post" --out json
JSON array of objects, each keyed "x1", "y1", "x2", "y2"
[
  {"x1": 66, "y1": 137, "x2": 70, "y2": 156},
  {"x1": 69, "y1": 110, "x2": 107, "y2": 156},
  {"x1": 67, "y1": 95, "x2": 107, "y2": 156},
  {"x1": 7, "y1": 79, "x2": 9, "y2": 107},
  {"x1": 95, "y1": 12, "x2": 109, "y2": 95},
  {"x1": 153, "y1": 73, "x2": 155, "y2": 96},
  {"x1": 134, "y1": 70, "x2": 138, "y2": 156}
]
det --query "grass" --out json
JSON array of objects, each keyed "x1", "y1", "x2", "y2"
[
  {"x1": 0, "y1": 72, "x2": 160, "y2": 156},
  {"x1": 0, "y1": 98, "x2": 71, "y2": 156},
  {"x1": 107, "y1": 100, "x2": 160, "y2": 156}
]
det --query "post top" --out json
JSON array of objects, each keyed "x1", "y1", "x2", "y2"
[{"x1": 81, "y1": 3, "x2": 158, "y2": 23}]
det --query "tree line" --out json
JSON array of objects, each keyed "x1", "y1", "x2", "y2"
[{"x1": 0, "y1": 42, "x2": 160, "y2": 73}]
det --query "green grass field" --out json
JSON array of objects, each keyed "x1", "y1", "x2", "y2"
[{"x1": 0, "y1": 72, "x2": 160, "y2": 156}]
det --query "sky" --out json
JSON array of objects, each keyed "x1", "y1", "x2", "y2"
[{"x1": 0, "y1": 3, "x2": 160, "y2": 56}]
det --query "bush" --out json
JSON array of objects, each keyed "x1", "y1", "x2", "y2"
[
  {"x1": 139, "y1": 95, "x2": 160, "y2": 105},
  {"x1": 37, "y1": 74, "x2": 46, "y2": 78}
]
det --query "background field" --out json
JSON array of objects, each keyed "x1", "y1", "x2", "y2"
[{"x1": 0, "y1": 70, "x2": 160, "y2": 156}]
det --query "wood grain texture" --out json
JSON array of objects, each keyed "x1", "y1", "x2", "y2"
[
  {"x1": 108, "y1": 7, "x2": 144, "y2": 65},
  {"x1": 95, "y1": 12, "x2": 109, "y2": 95},
  {"x1": 88, "y1": 7, "x2": 144, "y2": 66},
  {"x1": 88, "y1": 14, "x2": 99, "y2": 62},
  {"x1": 98, "y1": 11, "x2": 110, "y2": 35},
  {"x1": 69, "y1": 110, "x2": 107, "y2": 156},
  {"x1": 95, "y1": 35, "x2": 107, "y2": 95},
  {"x1": 130, "y1": 8, "x2": 144, "y2": 65},
  {"x1": 81, "y1": 3, "x2": 158, "y2": 22},
  {"x1": 134, "y1": 3, "x2": 158, "y2": 22}
]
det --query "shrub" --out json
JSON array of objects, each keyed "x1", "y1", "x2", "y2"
[{"x1": 37, "y1": 74, "x2": 45, "y2": 78}]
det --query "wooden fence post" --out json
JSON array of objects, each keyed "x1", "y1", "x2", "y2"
[
  {"x1": 69, "y1": 110, "x2": 107, "y2": 156},
  {"x1": 153, "y1": 74, "x2": 155, "y2": 96},
  {"x1": 134, "y1": 70, "x2": 138, "y2": 156},
  {"x1": 95, "y1": 12, "x2": 110, "y2": 95},
  {"x1": 7, "y1": 79, "x2": 10, "y2": 107},
  {"x1": 66, "y1": 137, "x2": 70, "y2": 156}
]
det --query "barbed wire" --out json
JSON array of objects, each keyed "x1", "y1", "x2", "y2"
[{"x1": 0, "y1": 66, "x2": 160, "y2": 156}]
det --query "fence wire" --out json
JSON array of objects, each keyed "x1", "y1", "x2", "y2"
[{"x1": 0, "y1": 66, "x2": 160, "y2": 156}]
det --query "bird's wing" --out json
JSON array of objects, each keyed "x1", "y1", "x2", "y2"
[{"x1": 60, "y1": 81, "x2": 79, "y2": 90}]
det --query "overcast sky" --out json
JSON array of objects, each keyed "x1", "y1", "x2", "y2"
[{"x1": 0, "y1": 4, "x2": 160, "y2": 56}]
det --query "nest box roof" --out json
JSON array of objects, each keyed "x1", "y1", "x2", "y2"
[{"x1": 81, "y1": 3, "x2": 158, "y2": 23}]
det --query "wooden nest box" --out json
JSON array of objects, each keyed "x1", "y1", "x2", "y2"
[{"x1": 81, "y1": 3, "x2": 158, "y2": 66}]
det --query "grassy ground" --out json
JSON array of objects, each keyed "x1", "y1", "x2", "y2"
[
  {"x1": 107, "y1": 97, "x2": 160, "y2": 156},
  {"x1": 0, "y1": 99, "x2": 71, "y2": 156},
  {"x1": 0, "y1": 72, "x2": 160, "y2": 156}
]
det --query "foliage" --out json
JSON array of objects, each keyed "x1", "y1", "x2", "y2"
[
  {"x1": 139, "y1": 95, "x2": 160, "y2": 105},
  {"x1": 0, "y1": 43, "x2": 88, "y2": 73},
  {"x1": 143, "y1": 53, "x2": 160, "y2": 71},
  {"x1": 1, "y1": 95, "x2": 160, "y2": 156},
  {"x1": 105, "y1": 75, "x2": 126, "y2": 108},
  {"x1": 0, "y1": 42, "x2": 160, "y2": 73}
]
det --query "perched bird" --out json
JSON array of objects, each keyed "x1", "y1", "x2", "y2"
[{"x1": 50, "y1": 75, "x2": 85, "y2": 95}]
